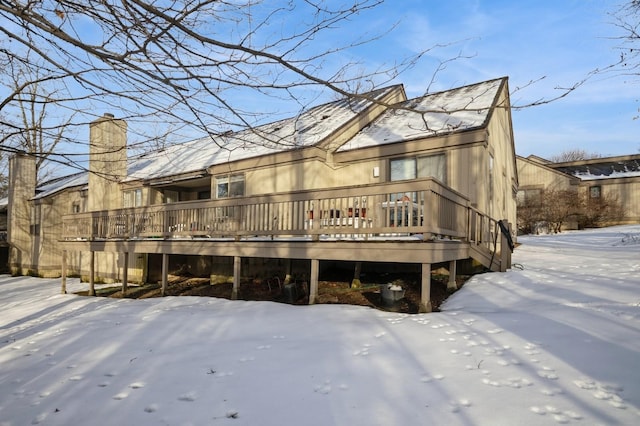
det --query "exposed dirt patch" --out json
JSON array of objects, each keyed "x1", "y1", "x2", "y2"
[{"x1": 77, "y1": 273, "x2": 468, "y2": 314}]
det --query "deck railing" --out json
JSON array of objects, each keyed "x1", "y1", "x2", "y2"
[{"x1": 62, "y1": 178, "x2": 496, "y2": 248}]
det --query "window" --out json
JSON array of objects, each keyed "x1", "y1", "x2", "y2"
[
  {"x1": 389, "y1": 153, "x2": 446, "y2": 182},
  {"x1": 517, "y1": 188, "x2": 542, "y2": 206},
  {"x1": 30, "y1": 203, "x2": 41, "y2": 235},
  {"x1": 72, "y1": 202, "x2": 81, "y2": 213},
  {"x1": 216, "y1": 174, "x2": 245, "y2": 198},
  {"x1": 488, "y1": 154, "x2": 494, "y2": 201},
  {"x1": 164, "y1": 190, "x2": 179, "y2": 204},
  {"x1": 123, "y1": 189, "x2": 142, "y2": 207},
  {"x1": 390, "y1": 154, "x2": 446, "y2": 202}
]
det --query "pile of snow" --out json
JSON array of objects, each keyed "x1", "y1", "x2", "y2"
[{"x1": 1, "y1": 225, "x2": 638, "y2": 425}]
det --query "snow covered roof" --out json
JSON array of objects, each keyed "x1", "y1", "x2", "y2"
[
  {"x1": 337, "y1": 78, "x2": 505, "y2": 152},
  {"x1": 31, "y1": 78, "x2": 508, "y2": 197},
  {"x1": 553, "y1": 156, "x2": 640, "y2": 181},
  {"x1": 125, "y1": 85, "x2": 401, "y2": 182},
  {"x1": 33, "y1": 173, "x2": 88, "y2": 200}
]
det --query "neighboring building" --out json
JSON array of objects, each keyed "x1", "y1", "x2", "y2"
[
  {"x1": 517, "y1": 154, "x2": 640, "y2": 232},
  {"x1": 8, "y1": 77, "x2": 518, "y2": 311}
]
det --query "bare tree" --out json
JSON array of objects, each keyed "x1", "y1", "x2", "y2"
[
  {"x1": 577, "y1": 192, "x2": 626, "y2": 228},
  {"x1": 540, "y1": 189, "x2": 582, "y2": 233},
  {"x1": 1, "y1": 55, "x2": 77, "y2": 188},
  {"x1": 610, "y1": 1, "x2": 639, "y2": 79},
  {"x1": 0, "y1": 1, "x2": 423, "y2": 164},
  {"x1": 516, "y1": 192, "x2": 543, "y2": 235},
  {"x1": 550, "y1": 149, "x2": 603, "y2": 163},
  {"x1": 518, "y1": 187, "x2": 627, "y2": 235},
  {"x1": 0, "y1": 0, "x2": 586, "y2": 180}
]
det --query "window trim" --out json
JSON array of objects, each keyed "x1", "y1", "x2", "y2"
[
  {"x1": 215, "y1": 174, "x2": 245, "y2": 199},
  {"x1": 123, "y1": 188, "x2": 143, "y2": 208},
  {"x1": 389, "y1": 153, "x2": 447, "y2": 183}
]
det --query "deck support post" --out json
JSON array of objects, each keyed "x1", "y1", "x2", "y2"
[
  {"x1": 309, "y1": 259, "x2": 319, "y2": 304},
  {"x1": 420, "y1": 262, "x2": 432, "y2": 313},
  {"x1": 122, "y1": 252, "x2": 129, "y2": 296},
  {"x1": 88, "y1": 251, "x2": 95, "y2": 296},
  {"x1": 61, "y1": 250, "x2": 67, "y2": 294},
  {"x1": 351, "y1": 261, "x2": 362, "y2": 288},
  {"x1": 161, "y1": 253, "x2": 168, "y2": 296},
  {"x1": 284, "y1": 259, "x2": 292, "y2": 285},
  {"x1": 447, "y1": 260, "x2": 457, "y2": 291},
  {"x1": 232, "y1": 256, "x2": 241, "y2": 300}
]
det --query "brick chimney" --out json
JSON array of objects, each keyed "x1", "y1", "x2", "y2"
[
  {"x1": 88, "y1": 113, "x2": 127, "y2": 211},
  {"x1": 7, "y1": 153, "x2": 37, "y2": 274}
]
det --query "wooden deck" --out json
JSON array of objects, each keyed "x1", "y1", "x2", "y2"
[{"x1": 60, "y1": 178, "x2": 512, "y2": 312}]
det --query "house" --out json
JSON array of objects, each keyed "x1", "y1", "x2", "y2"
[
  {"x1": 516, "y1": 154, "x2": 640, "y2": 232},
  {"x1": 7, "y1": 77, "x2": 518, "y2": 312}
]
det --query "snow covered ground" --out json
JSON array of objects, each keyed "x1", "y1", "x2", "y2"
[{"x1": 1, "y1": 225, "x2": 638, "y2": 425}]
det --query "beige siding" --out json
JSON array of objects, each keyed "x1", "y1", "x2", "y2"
[
  {"x1": 485, "y1": 84, "x2": 518, "y2": 226},
  {"x1": 580, "y1": 178, "x2": 640, "y2": 223},
  {"x1": 517, "y1": 158, "x2": 576, "y2": 191}
]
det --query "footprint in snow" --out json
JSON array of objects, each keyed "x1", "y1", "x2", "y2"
[
  {"x1": 541, "y1": 387, "x2": 563, "y2": 396},
  {"x1": 503, "y1": 378, "x2": 532, "y2": 388},
  {"x1": 314, "y1": 380, "x2": 331, "y2": 395},
  {"x1": 129, "y1": 382, "x2": 145, "y2": 389},
  {"x1": 177, "y1": 392, "x2": 197, "y2": 402},
  {"x1": 112, "y1": 392, "x2": 128, "y2": 400},
  {"x1": 537, "y1": 368, "x2": 559, "y2": 380},
  {"x1": 482, "y1": 378, "x2": 501, "y2": 387},
  {"x1": 553, "y1": 414, "x2": 570, "y2": 424},
  {"x1": 449, "y1": 399, "x2": 472, "y2": 413},
  {"x1": 144, "y1": 404, "x2": 159, "y2": 413},
  {"x1": 353, "y1": 343, "x2": 371, "y2": 356},
  {"x1": 530, "y1": 406, "x2": 546, "y2": 415}
]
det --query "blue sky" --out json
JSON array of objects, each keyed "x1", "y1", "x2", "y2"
[
  {"x1": 329, "y1": 0, "x2": 638, "y2": 159},
  {"x1": 2, "y1": 0, "x2": 637, "y2": 177}
]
